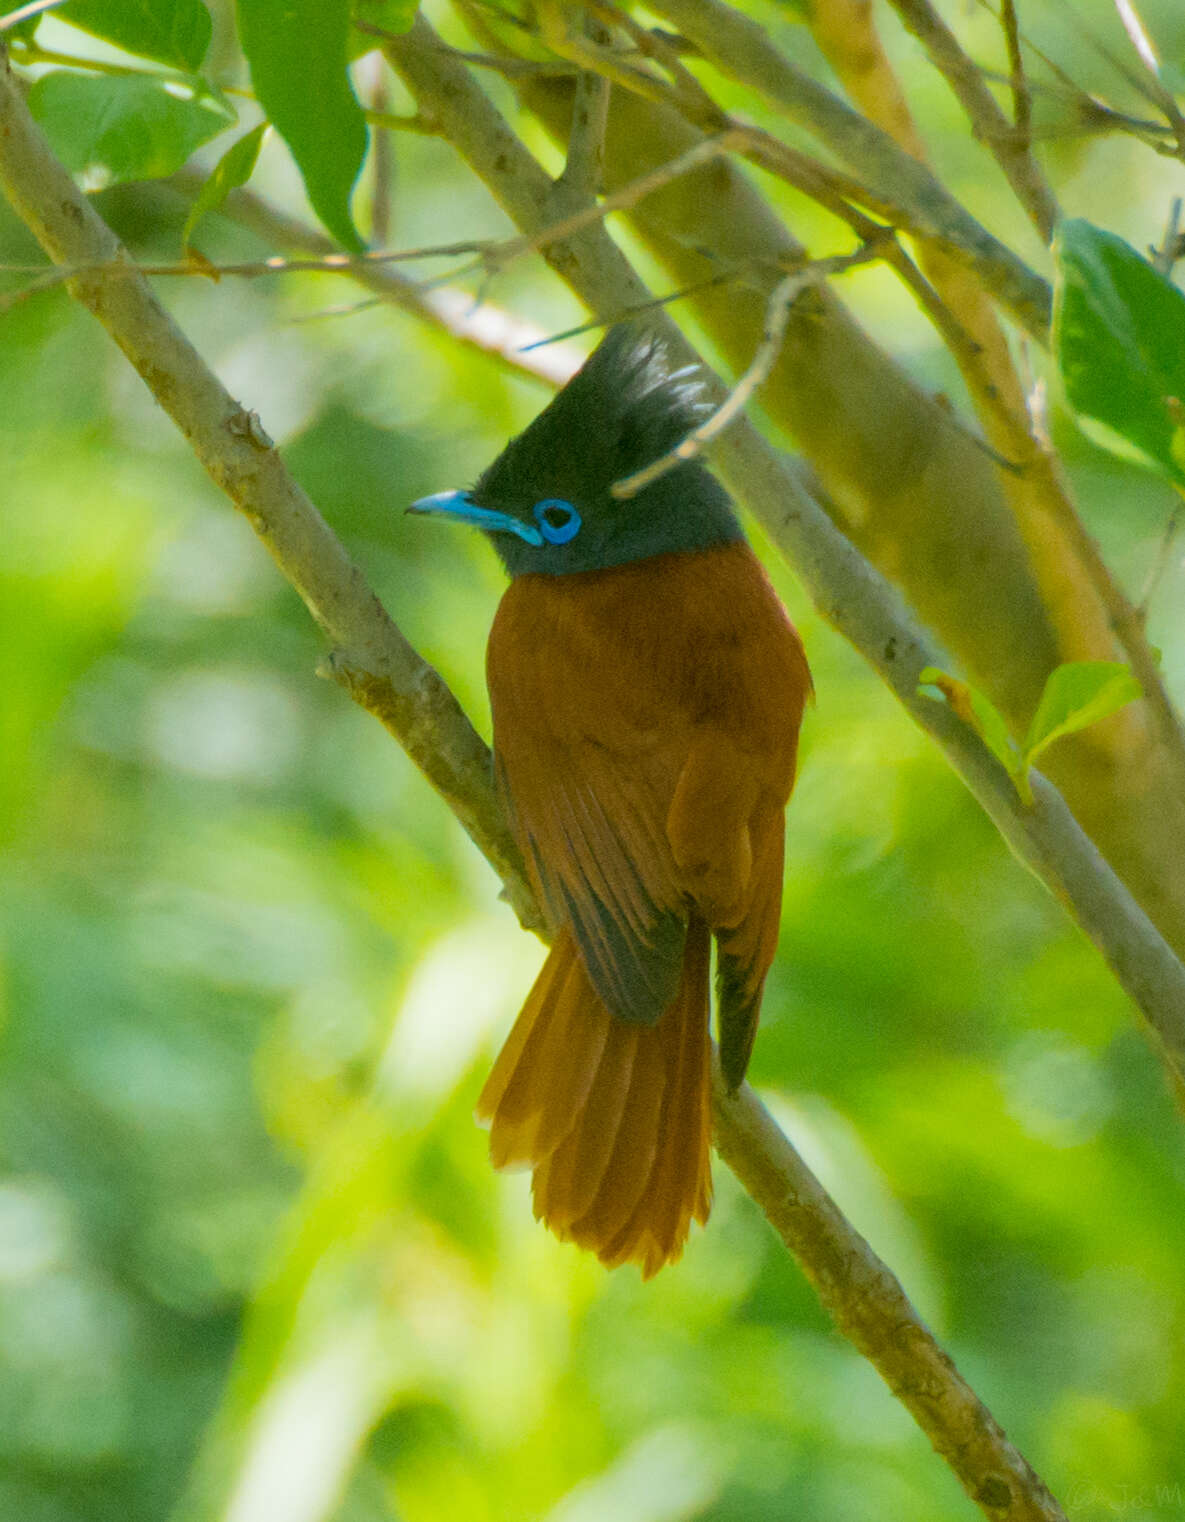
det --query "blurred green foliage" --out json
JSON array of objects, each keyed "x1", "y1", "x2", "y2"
[{"x1": 2, "y1": 2, "x2": 1185, "y2": 1521}]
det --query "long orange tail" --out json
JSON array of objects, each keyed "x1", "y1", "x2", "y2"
[{"x1": 475, "y1": 919, "x2": 713, "y2": 1277}]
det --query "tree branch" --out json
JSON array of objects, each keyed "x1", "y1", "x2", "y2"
[
  {"x1": 0, "y1": 46, "x2": 535, "y2": 931},
  {"x1": 638, "y1": 0, "x2": 1053, "y2": 339},
  {"x1": 711, "y1": 1064, "x2": 1066, "y2": 1520},
  {"x1": 883, "y1": 0, "x2": 1059, "y2": 240},
  {"x1": 797, "y1": 0, "x2": 1185, "y2": 944}
]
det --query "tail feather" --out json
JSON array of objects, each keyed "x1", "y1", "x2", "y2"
[
  {"x1": 477, "y1": 943, "x2": 567, "y2": 1121},
  {"x1": 595, "y1": 919, "x2": 712, "y2": 1276},
  {"x1": 477, "y1": 921, "x2": 713, "y2": 1275},
  {"x1": 555, "y1": 1020, "x2": 667, "y2": 1253},
  {"x1": 532, "y1": 1025, "x2": 639, "y2": 1228},
  {"x1": 481, "y1": 940, "x2": 608, "y2": 1168}
]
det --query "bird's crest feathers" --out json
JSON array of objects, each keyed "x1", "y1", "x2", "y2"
[
  {"x1": 472, "y1": 327, "x2": 739, "y2": 576},
  {"x1": 477, "y1": 326, "x2": 708, "y2": 502}
]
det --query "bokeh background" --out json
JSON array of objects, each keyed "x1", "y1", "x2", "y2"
[{"x1": 2, "y1": 2, "x2": 1185, "y2": 1519}]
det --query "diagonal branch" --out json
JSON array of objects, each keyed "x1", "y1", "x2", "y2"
[
  {"x1": 0, "y1": 39, "x2": 1074, "y2": 1521},
  {"x1": 798, "y1": 0, "x2": 1185, "y2": 931},
  {"x1": 635, "y1": 0, "x2": 1054, "y2": 338},
  {"x1": 0, "y1": 48, "x2": 535, "y2": 930},
  {"x1": 883, "y1": 0, "x2": 1059, "y2": 240},
  {"x1": 711, "y1": 1066, "x2": 1064, "y2": 1520}
]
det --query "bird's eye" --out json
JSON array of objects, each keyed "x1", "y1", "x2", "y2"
[{"x1": 533, "y1": 498, "x2": 582, "y2": 545}]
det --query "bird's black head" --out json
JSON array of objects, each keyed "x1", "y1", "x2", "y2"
[{"x1": 408, "y1": 327, "x2": 744, "y2": 577}]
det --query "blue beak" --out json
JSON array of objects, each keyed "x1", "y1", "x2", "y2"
[{"x1": 407, "y1": 489, "x2": 544, "y2": 546}]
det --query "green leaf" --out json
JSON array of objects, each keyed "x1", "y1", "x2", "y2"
[
  {"x1": 1053, "y1": 218, "x2": 1185, "y2": 484},
  {"x1": 348, "y1": 0, "x2": 419, "y2": 58},
  {"x1": 28, "y1": 72, "x2": 233, "y2": 188},
  {"x1": 182, "y1": 122, "x2": 268, "y2": 249},
  {"x1": 57, "y1": 0, "x2": 213, "y2": 72},
  {"x1": 1022, "y1": 661, "x2": 1143, "y2": 768},
  {"x1": 237, "y1": 0, "x2": 367, "y2": 252},
  {"x1": 917, "y1": 667, "x2": 1020, "y2": 778}
]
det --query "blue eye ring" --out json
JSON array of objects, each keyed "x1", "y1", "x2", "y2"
[{"x1": 533, "y1": 498, "x2": 581, "y2": 545}]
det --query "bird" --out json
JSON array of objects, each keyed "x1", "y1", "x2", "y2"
[{"x1": 408, "y1": 328, "x2": 811, "y2": 1276}]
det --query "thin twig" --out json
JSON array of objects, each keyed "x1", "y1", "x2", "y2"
[
  {"x1": 1152, "y1": 196, "x2": 1183, "y2": 275},
  {"x1": 1000, "y1": 0, "x2": 1031, "y2": 143},
  {"x1": 1112, "y1": 0, "x2": 1185, "y2": 158},
  {"x1": 470, "y1": 130, "x2": 744, "y2": 274},
  {"x1": 0, "y1": 134, "x2": 742, "y2": 316},
  {"x1": 163, "y1": 168, "x2": 585, "y2": 387},
  {"x1": 554, "y1": 11, "x2": 611, "y2": 201},
  {"x1": 516, "y1": 266, "x2": 750, "y2": 348},
  {"x1": 613, "y1": 269, "x2": 802, "y2": 496},
  {"x1": 883, "y1": 0, "x2": 1058, "y2": 240},
  {"x1": 1138, "y1": 496, "x2": 1185, "y2": 612},
  {"x1": 613, "y1": 249, "x2": 883, "y2": 498}
]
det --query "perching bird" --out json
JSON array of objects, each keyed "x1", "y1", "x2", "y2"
[{"x1": 409, "y1": 328, "x2": 811, "y2": 1276}]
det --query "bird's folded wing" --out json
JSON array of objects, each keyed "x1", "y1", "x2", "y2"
[
  {"x1": 487, "y1": 547, "x2": 809, "y2": 1031},
  {"x1": 492, "y1": 707, "x2": 689, "y2": 1026}
]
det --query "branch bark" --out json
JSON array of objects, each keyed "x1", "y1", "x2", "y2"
[
  {"x1": 0, "y1": 48, "x2": 534, "y2": 930},
  {"x1": 711, "y1": 1067, "x2": 1066, "y2": 1520},
  {"x1": 881, "y1": 0, "x2": 1059, "y2": 240}
]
